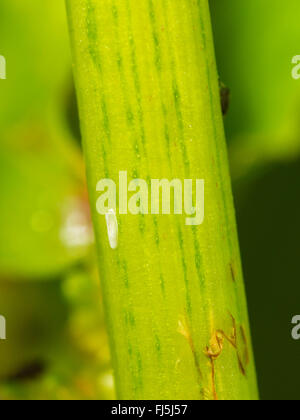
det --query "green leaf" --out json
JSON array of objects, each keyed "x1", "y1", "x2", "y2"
[{"x1": 0, "y1": 0, "x2": 91, "y2": 278}]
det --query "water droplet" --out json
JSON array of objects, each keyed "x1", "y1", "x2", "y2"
[{"x1": 105, "y1": 209, "x2": 118, "y2": 250}]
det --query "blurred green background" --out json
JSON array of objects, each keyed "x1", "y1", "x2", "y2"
[{"x1": 0, "y1": 0, "x2": 299, "y2": 400}]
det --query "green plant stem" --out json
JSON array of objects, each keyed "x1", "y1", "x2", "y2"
[{"x1": 66, "y1": 0, "x2": 258, "y2": 400}]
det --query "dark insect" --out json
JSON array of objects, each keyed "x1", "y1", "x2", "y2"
[
  {"x1": 8, "y1": 361, "x2": 46, "y2": 382},
  {"x1": 219, "y1": 80, "x2": 230, "y2": 116}
]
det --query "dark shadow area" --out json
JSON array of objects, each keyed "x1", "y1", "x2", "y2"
[
  {"x1": 65, "y1": 78, "x2": 82, "y2": 147},
  {"x1": 234, "y1": 157, "x2": 300, "y2": 400}
]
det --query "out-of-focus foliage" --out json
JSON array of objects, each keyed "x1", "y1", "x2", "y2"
[
  {"x1": 0, "y1": 264, "x2": 114, "y2": 400},
  {"x1": 0, "y1": 0, "x2": 87, "y2": 277},
  {"x1": 0, "y1": 0, "x2": 114, "y2": 400},
  {"x1": 210, "y1": 0, "x2": 300, "y2": 400},
  {"x1": 210, "y1": 0, "x2": 300, "y2": 179}
]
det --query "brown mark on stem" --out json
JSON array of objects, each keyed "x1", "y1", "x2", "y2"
[
  {"x1": 230, "y1": 262, "x2": 236, "y2": 283},
  {"x1": 204, "y1": 313, "x2": 251, "y2": 399},
  {"x1": 178, "y1": 317, "x2": 203, "y2": 386},
  {"x1": 240, "y1": 325, "x2": 250, "y2": 367},
  {"x1": 204, "y1": 333, "x2": 223, "y2": 400},
  {"x1": 216, "y1": 313, "x2": 249, "y2": 377}
]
